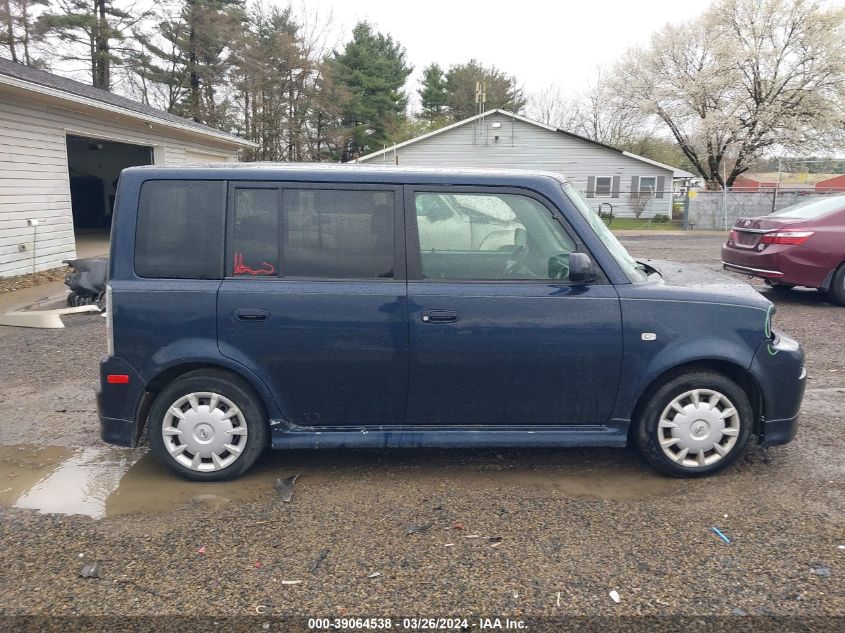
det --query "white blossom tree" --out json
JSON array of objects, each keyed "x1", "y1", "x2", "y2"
[{"x1": 614, "y1": 0, "x2": 845, "y2": 189}]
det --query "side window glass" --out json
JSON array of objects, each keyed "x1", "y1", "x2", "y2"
[
  {"x1": 414, "y1": 192, "x2": 576, "y2": 281},
  {"x1": 282, "y1": 189, "x2": 395, "y2": 279},
  {"x1": 135, "y1": 180, "x2": 225, "y2": 279},
  {"x1": 233, "y1": 188, "x2": 279, "y2": 276}
]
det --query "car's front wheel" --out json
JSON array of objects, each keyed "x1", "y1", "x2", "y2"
[
  {"x1": 148, "y1": 369, "x2": 268, "y2": 481},
  {"x1": 635, "y1": 370, "x2": 752, "y2": 477}
]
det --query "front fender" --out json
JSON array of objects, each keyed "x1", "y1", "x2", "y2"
[{"x1": 613, "y1": 294, "x2": 768, "y2": 421}]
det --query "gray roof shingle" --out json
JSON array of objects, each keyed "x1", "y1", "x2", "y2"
[{"x1": 0, "y1": 57, "x2": 250, "y2": 145}]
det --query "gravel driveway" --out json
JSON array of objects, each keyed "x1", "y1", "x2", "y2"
[{"x1": 0, "y1": 234, "x2": 842, "y2": 632}]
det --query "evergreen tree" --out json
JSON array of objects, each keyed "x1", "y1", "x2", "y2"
[
  {"x1": 328, "y1": 22, "x2": 412, "y2": 161},
  {"x1": 418, "y1": 63, "x2": 447, "y2": 120},
  {"x1": 36, "y1": 0, "x2": 146, "y2": 90},
  {"x1": 444, "y1": 60, "x2": 525, "y2": 121},
  {"x1": 127, "y1": 0, "x2": 243, "y2": 126},
  {"x1": 0, "y1": 0, "x2": 47, "y2": 66}
]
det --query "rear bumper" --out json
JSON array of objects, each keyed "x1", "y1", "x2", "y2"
[
  {"x1": 96, "y1": 356, "x2": 145, "y2": 447},
  {"x1": 722, "y1": 261, "x2": 784, "y2": 278},
  {"x1": 721, "y1": 244, "x2": 828, "y2": 288}
]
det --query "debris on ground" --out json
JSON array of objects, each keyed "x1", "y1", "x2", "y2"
[
  {"x1": 444, "y1": 543, "x2": 454, "y2": 547},
  {"x1": 711, "y1": 527, "x2": 731, "y2": 544},
  {"x1": 452, "y1": 521, "x2": 464, "y2": 530},
  {"x1": 197, "y1": 546, "x2": 206, "y2": 555},
  {"x1": 309, "y1": 549, "x2": 330, "y2": 574},
  {"x1": 811, "y1": 565, "x2": 831, "y2": 577},
  {"x1": 254, "y1": 561, "x2": 262, "y2": 569},
  {"x1": 489, "y1": 536, "x2": 503, "y2": 544},
  {"x1": 280, "y1": 580, "x2": 302, "y2": 585},
  {"x1": 79, "y1": 563, "x2": 101, "y2": 579},
  {"x1": 463, "y1": 534, "x2": 480, "y2": 539},
  {"x1": 275, "y1": 474, "x2": 300, "y2": 502},
  {"x1": 609, "y1": 590, "x2": 621, "y2": 604},
  {"x1": 367, "y1": 572, "x2": 381, "y2": 579},
  {"x1": 406, "y1": 522, "x2": 433, "y2": 535},
  {"x1": 731, "y1": 607, "x2": 748, "y2": 616}
]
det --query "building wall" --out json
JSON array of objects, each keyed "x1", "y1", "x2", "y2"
[
  {"x1": 359, "y1": 112, "x2": 674, "y2": 219},
  {"x1": 0, "y1": 90, "x2": 241, "y2": 277}
]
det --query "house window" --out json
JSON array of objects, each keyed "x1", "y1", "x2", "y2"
[
  {"x1": 595, "y1": 177, "x2": 612, "y2": 197},
  {"x1": 639, "y1": 177, "x2": 657, "y2": 194}
]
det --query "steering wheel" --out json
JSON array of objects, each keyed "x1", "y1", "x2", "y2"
[{"x1": 499, "y1": 242, "x2": 532, "y2": 279}]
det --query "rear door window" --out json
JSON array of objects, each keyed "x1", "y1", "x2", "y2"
[
  {"x1": 135, "y1": 180, "x2": 225, "y2": 279},
  {"x1": 282, "y1": 188, "x2": 395, "y2": 279},
  {"x1": 232, "y1": 188, "x2": 279, "y2": 276}
]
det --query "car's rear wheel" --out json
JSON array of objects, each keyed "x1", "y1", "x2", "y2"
[
  {"x1": 148, "y1": 369, "x2": 268, "y2": 481},
  {"x1": 635, "y1": 370, "x2": 752, "y2": 477},
  {"x1": 827, "y1": 263, "x2": 845, "y2": 306}
]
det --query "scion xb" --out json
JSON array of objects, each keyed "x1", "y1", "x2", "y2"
[{"x1": 97, "y1": 165, "x2": 805, "y2": 481}]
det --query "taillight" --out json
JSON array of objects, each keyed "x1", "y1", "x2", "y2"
[
  {"x1": 760, "y1": 230, "x2": 814, "y2": 245},
  {"x1": 728, "y1": 229, "x2": 739, "y2": 243},
  {"x1": 106, "y1": 284, "x2": 114, "y2": 357}
]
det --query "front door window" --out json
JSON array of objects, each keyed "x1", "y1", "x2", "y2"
[{"x1": 413, "y1": 192, "x2": 576, "y2": 280}]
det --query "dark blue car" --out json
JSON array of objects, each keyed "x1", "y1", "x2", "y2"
[{"x1": 97, "y1": 165, "x2": 805, "y2": 481}]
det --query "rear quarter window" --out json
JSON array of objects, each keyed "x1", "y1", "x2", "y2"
[{"x1": 134, "y1": 180, "x2": 226, "y2": 279}]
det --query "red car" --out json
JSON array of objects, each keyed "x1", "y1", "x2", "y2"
[{"x1": 722, "y1": 194, "x2": 845, "y2": 305}]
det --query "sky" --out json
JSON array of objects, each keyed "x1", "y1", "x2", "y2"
[{"x1": 291, "y1": 0, "x2": 708, "y2": 109}]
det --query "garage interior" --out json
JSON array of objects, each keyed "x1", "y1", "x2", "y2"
[{"x1": 66, "y1": 135, "x2": 153, "y2": 236}]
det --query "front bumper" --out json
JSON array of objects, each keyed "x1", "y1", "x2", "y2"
[
  {"x1": 750, "y1": 331, "x2": 806, "y2": 447},
  {"x1": 759, "y1": 414, "x2": 799, "y2": 447},
  {"x1": 96, "y1": 356, "x2": 146, "y2": 447}
]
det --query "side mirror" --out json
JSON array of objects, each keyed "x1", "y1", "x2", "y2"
[{"x1": 568, "y1": 252, "x2": 598, "y2": 283}]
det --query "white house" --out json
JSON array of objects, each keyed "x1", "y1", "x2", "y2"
[
  {"x1": 0, "y1": 58, "x2": 254, "y2": 278},
  {"x1": 354, "y1": 109, "x2": 693, "y2": 220}
]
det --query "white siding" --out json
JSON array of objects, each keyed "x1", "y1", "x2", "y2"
[
  {"x1": 0, "y1": 89, "x2": 241, "y2": 277},
  {"x1": 360, "y1": 112, "x2": 674, "y2": 219}
]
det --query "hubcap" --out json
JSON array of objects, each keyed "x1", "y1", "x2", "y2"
[
  {"x1": 161, "y1": 392, "x2": 248, "y2": 472},
  {"x1": 657, "y1": 388, "x2": 740, "y2": 468}
]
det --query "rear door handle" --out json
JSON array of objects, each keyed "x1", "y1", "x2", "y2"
[
  {"x1": 236, "y1": 309, "x2": 268, "y2": 322},
  {"x1": 421, "y1": 309, "x2": 458, "y2": 323}
]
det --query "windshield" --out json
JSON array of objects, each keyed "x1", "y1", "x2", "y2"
[
  {"x1": 562, "y1": 183, "x2": 647, "y2": 282},
  {"x1": 769, "y1": 195, "x2": 845, "y2": 219}
]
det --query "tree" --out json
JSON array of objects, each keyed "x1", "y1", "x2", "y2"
[
  {"x1": 127, "y1": 0, "x2": 243, "y2": 125},
  {"x1": 444, "y1": 60, "x2": 525, "y2": 120},
  {"x1": 0, "y1": 0, "x2": 47, "y2": 66},
  {"x1": 328, "y1": 21, "x2": 412, "y2": 161},
  {"x1": 418, "y1": 63, "x2": 447, "y2": 120},
  {"x1": 36, "y1": 0, "x2": 147, "y2": 90},
  {"x1": 614, "y1": 0, "x2": 845, "y2": 188},
  {"x1": 230, "y1": 3, "x2": 331, "y2": 161}
]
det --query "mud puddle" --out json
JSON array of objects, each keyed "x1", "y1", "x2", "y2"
[
  {"x1": 0, "y1": 444, "x2": 284, "y2": 519},
  {"x1": 0, "y1": 445, "x2": 678, "y2": 519}
]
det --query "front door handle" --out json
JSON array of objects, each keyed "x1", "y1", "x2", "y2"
[
  {"x1": 236, "y1": 309, "x2": 269, "y2": 322},
  {"x1": 421, "y1": 309, "x2": 458, "y2": 324}
]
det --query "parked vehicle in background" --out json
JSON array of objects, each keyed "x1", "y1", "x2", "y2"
[
  {"x1": 721, "y1": 195, "x2": 845, "y2": 305},
  {"x1": 98, "y1": 165, "x2": 805, "y2": 481}
]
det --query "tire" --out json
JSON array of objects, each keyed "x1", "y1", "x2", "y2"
[
  {"x1": 635, "y1": 370, "x2": 752, "y2": 477},
  {"x1": 148, "y1": 369, "x2": 269, "y2": 481},
  {"x1": 827, "y1": 263, "x2": 845, "y2": 306}
]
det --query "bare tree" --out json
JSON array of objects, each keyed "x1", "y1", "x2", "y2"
[{"x1": 614, "y1": 0, "x2": 845, "y2": 189}]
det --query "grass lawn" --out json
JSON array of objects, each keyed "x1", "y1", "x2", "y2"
[{"x1": 604, "y1": 217, "x2": 680, "y2": 230}]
